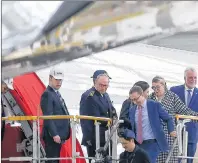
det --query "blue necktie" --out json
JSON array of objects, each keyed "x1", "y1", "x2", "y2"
[{"x1": 186, "y1": 90, "x2": 192, "y2": 107}]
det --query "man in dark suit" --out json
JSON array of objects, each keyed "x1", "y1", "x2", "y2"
[
  {"x1": 80, "y1": 71, "x2": 117, "y2": 162},
  {"x1": 40, "y1": 67, "x2": 70, "y2": 163},
  {"x1": 170, "y1": 67, "x2": 198, "y2": 163},
  {"x1": 128, "y1": 86, "x2": 176, "y2": 163}
]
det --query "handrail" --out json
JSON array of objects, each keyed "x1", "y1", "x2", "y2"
[
  {"x1": 2, "y1": 114, "x2": 197, "y2": 122},
  {"x1": 1, "y1": 115, "x2": 74, "y2": 121},
  {"x1": 1, "y1": 115, "x2": 112, "y2": 122},
  {"x1": 175, "y1": 114, "x2": 198, "y2": 121},
  {"x1": 76, "y1": 115, "x2": 112, "y2": 122}
]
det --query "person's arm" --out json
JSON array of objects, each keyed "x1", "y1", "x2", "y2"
[
  {"x1": 174, "y1": 93, "x2": 198, "y2": 116},
  {"x1": 119, "y1": 152, "x2": 127, "y2": 163},
  {"x1": 105, "y1": 93, "x2": 118, "y2": 119},
  {"x1": 111, "y1": 105, "x2": 118, "y2": 119},
  {"x1": 80, "y1": 96, "x2": 97, "y2": 144},
  {"x1": 157, "y1": 102, "x2": 175, "y2": 134},
  {"x1": 40, "y1": 91, "x2": 58, "y2": 137},
  {"x1": 140, "y1": 149, "x2": 151, "y2": 163},
  {"x1": 119, "y1": 99, "x2": 131, "y2": 120}
]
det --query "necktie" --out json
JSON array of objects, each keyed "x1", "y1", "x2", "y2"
[
  {"x1": 56, "y1": 91, "x2": 68, "y2": 114},
  {"x1": 137, "y1": 106, "x2": 143, "y2": 144},
  {"x1": 186, "y1": 90, "x2": 192, "y2": 107}
]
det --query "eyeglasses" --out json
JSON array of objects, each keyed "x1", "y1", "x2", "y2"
[
  {"x1": 99, "y1": 84, "x2": 109, "y2": 88},
  {"x1": 151, "y1": 85, "x2": 161, "y2": 90},
  {"x1": 131, "y1": 94, "x2": 141, "y2": 102}
]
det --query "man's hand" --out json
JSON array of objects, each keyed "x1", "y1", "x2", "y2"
[
  {"x1": 53, "y1": 135, "x2": 61, "y2": 144},
  {"x1": 170, "y1": 131, "x2": 177, "y2": 137},
  {"x1": 86, "y1": 140, "x2": 92, "y2": 146}
]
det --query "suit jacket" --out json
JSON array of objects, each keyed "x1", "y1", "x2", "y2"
[
  {"x1": 80, "y1": 87, "x2": 94, "y2": 107},
  {"x1": 119, "y1": 145, "x2": 150, "y2": 163},
  {"x1": 40, "y1": 86, "x2": 70, "y2": 141},
  {"x1": 129, "y1": 99, "x2": 174, "y2": 152},
  {"x1": 119, "y1": 98, "x2": 134, "y2": 120},
  {"x1": 80, "y1": 87, "x2": 117, "y2": 146},
  {"x1": 170, "y1": 85, "x2": 198, "y2": 143}
]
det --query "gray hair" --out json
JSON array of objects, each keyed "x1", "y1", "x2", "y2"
[
  {"x1": 152, "y1": 76, "x2": 166, "y2": 85},
  {"x1": 184, "y1": 67, "x2": 197, "y2": 77},
  {"x1": 96, "y1": 73, "x2": 109, "y2": 80},
  {"x1": 94, "y1": 74, "x2": 110, "y2": 84},
  {"x1": 152, "y1": 75, "x2": 168, "y2": 91},
  {"x1": 129, "y1": 86, "x2": 143, "y2": 95}
]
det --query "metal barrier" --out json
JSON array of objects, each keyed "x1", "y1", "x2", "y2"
[
  {"x1": 2, "y1": 114, "x2": 198, "y2": 163},
  {"x1": 166, "y1": 115, "x2": 198, "y2": 163},
  {"x1": 1, "y1": 115, "x2": 117, "y2": 163}
]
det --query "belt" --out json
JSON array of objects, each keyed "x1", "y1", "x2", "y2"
[{"x1": 142, "y1": 139, "x2": 156, "y2": 144}]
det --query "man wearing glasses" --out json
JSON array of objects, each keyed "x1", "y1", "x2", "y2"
[
  {"x1": 128, "y1": 86, "x2": 176, "y2": 163},
  {"x1": 79, "y1": 70, "x2": 117, "y2": 162},
  {"x1": 120, "y1": 81, "x2": 150, "y2": 120},
  {"x1": 80, "y1": 70, "x2": 111, "y2": 106}
]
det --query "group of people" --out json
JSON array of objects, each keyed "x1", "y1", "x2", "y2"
[
  {"x1": 39, "y1": 66, "x2": 197, "y2": 163},
  {"x1": 79, "y1": 67, "x2": 198, "y2": 163},
  {"x1": 119, "y1": 68, "x2": 198, "y2": 163},
  {"x1": 40, "y1": 67, "x2": 197, "y2": 163},
  {"x1": 2, "y1": 66, "x2": 196, "y2": 163}
]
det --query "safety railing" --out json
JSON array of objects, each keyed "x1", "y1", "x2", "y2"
[
  {"x1": 166, "y1": 115, "x2": 198, "y2": 163},
  {"x1": 2, "y1": 114, "x2": 198, "y2": 163},
  {"x1": 1, "y1": 115, "x2": 120, "y2": 163}
]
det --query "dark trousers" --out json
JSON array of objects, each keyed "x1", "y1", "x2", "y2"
[
  {"x1": 86, "y1": 145, "x2": 97, "y2": 162},
  {"x1": 178, "y1": 143, "x2": 197, "y2": 163},
  {"x1": 187, "y1": 143, "x2": 197, "y2": 163},
  {"x1": 139, "y1": 140, "x2": 160, "y2": 163},
  {"x1": 44, "y1": 138, "x2": 62, "y2": 163}
]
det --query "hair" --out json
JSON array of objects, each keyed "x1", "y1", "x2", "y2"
[
  {"x1": 95, "y1": 74, "x2": 109, "y2": 81},
  {"x1": 152, "y1": 76, "x2": 165, "y2": 84},
  {"x1": 133, "y1": 81, "x2": 149, "y2": 92},
  {"x1": 129, "y1": 86, "x2": 143, "y2": 95},
  {"x1": 184, "y1": 67, "x2": 197, "y2": 77},
  {"x1": 152, "y1": 75, "x2": 168, "y2": 91},
  {"x1": 121, "y1": 137, "x2": 133, "y2": 141}
]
